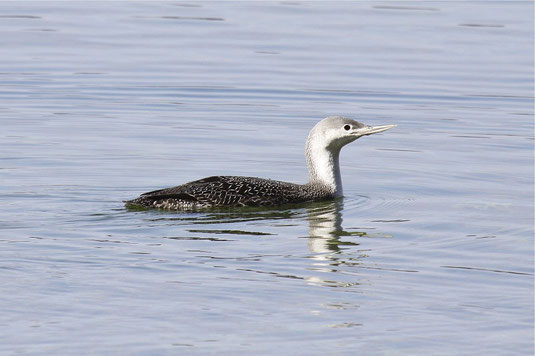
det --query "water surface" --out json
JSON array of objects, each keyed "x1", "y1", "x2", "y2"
[{"x1": 0, "y1": 2, "x2": 533, "y2": 355}]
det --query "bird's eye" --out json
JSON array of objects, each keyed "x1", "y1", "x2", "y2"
[{"x1": 344, "y1": 125, "x2": 351, "y2": 131}]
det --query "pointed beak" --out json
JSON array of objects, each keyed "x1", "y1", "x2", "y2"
[{"x1": 353, "y1": 124, "x2": 396, "y2": 137}]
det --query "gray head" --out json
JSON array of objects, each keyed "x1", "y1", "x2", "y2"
[
  {"x1": 305, "y1": 116, "x2": 396, "y2": 195},
  {"x1": 307, "y1": 116, "x2": 396, "y2": 152}
]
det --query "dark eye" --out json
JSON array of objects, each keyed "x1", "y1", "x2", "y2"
[{"x1": 344, "y1": 125, "x2": 351, "y2": 131}]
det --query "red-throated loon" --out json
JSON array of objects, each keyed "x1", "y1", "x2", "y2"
[{"x1": 125, "y1": 116, "x2": 395, "y2": 210}]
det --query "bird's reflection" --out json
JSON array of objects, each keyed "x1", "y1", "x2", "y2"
[
  {"x1": 146, "y1": 198, "x2": 367, "y2": 257},
  {"x1": 306, "y1": 199, "x2": 346, "y2": 254},
  {"x1": 304, "y1": 199, "x2": 372, "y2": 287},
  {"x1": 145, "y1": 198, "x2": 374, "y2": 288}
]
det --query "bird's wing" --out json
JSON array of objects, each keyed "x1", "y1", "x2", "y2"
[{"x1": 139, "y1": 176, "x2": 297, "y2": 207}]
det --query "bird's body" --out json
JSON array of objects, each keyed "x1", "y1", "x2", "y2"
[
  {"x1": 125, "y1": 117, "x2": 395, "y2": 210},
  {"x1": 126, "y1": 176, "x2": 334, "y2": 210}
]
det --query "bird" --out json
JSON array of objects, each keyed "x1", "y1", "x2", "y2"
[{"x1": 125, "y1": 116, "x2": 395, "y2": 210}]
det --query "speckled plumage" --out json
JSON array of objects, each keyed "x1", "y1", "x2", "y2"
[
  {"x1": 125, "y1": 176, "x2": 334, "y2": 210},
  {"x1": 125, "y1": 117, "x2": 395, "y2": 210}
]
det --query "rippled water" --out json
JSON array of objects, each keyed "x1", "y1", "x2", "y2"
[{"x1": 1, "y1": 2, "x2": 533, "y2": 355}]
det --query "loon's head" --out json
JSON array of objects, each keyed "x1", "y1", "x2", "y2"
[
  {"x1": 307, "y1": 116, "x2": 396, "y2": 152},
  {"x1": 305, "y1": 116, "x2": 396, "y2": 195}
]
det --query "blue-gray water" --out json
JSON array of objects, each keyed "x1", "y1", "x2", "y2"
[{"x1": 1, "y1": 2, "x2": 533, "y2": 355}]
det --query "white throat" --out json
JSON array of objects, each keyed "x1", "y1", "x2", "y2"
[{"x1": 305, "y1": 139, "x2": 343, "y2": 196}]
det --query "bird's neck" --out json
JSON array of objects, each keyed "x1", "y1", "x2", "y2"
[{"x1": 305, "y1": 143, "x2": 343, "y2": 196}]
